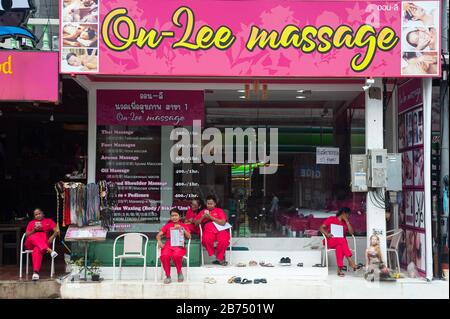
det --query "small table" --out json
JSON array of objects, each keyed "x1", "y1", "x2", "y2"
[
  {"x1": 0, "y1": 224, "x2": 26, "y2": 265},
  {"x1": 64, "y1": 225, "x2": 107, "y2": 280}
]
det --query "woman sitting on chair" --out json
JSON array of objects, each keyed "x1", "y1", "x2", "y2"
[
  {"x1": 319, "y1": 207, "x2": 363, "y2": 277},
  {"x1": 183, "y1": 198, "x2": 203, "y2": 235},
  {"x1": 24, "y1": 208, "x2": 59, "y2": 281},
  {"x1": 156, "y1": 208, "x2": 191, "y2": 284},
  {"x1": 194, "y1": 195, "x2": 230, "y2": 266}
]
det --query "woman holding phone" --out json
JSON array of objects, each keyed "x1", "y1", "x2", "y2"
[{"x1": 24, "y1": 208, "x2": 59, "y2": 281}]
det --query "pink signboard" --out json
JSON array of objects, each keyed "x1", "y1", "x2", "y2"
[
  {"x1": 97, "y1": 90, "x2": 204, "y2": 126},
  {"x1": 398, "y1": 78, "x2": 423, "y2": 113},
  {"x1": 59, "y1": 0, "x2": 441, "y2": 78},
  {"x1": 0, "y1": 51, "x2": 59, "y2": 102}
]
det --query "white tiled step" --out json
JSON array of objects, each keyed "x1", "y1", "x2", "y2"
[{"x1": 225, "y1": 250, "x2": 322, "y2": 266}]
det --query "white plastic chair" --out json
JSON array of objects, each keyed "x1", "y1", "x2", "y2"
[
  {"x1": 113, "y1": 233, "x2": 149, "y2": 282},
  {"x1": 321, "y1": 233, "x2": 357, "y2": 270},
  {"x1": 19, "y1": 233, "x2": 56, "y2": 279},
  {"x1": 199, "y1": 226, "x2": 232, "y2": 266},
  {"x1": 155, "y1": 238, "x2": 191, "y2": 282},
  {"x1": 386, "y1": 229, "x2": 403, "y2": 273}
]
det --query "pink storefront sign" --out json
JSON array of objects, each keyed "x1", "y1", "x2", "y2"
[
  {"x1": 0, "y1": 51, "x2": 59, "y2": 102},
  {"x1": 97, "y1": 90, "x2": 204, "y2": 126},
  {"x1": 398, "y1": 78, "x2": 423, "y2": 113},
  {"x1": 59, "y1": 0, "x2": 441, "y2": 78}
]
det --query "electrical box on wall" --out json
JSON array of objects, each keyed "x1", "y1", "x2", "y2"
[
  {"x1": 350, "y1": 155, "x2": 368, "y2": 192},
  {"x1": 368, "y1": 149, "x2": 387, "y2": 188},
  {"x1": 386, "y1": 153, "x2": 402, "y2": 191}
]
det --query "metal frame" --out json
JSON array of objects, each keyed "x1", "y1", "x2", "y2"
[{"x1": 19, "y1": 233, "x2": 55, "y2": 279}]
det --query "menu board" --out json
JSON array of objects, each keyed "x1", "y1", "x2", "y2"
[
  {"x1": 96, "y1": 126, "x2": 162, "y2": 223},
  {"x1": 96, "y1": 90, "x2": 204, "y2": 225}
]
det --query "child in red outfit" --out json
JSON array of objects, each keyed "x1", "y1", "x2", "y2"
[
  {"x1": 156, "y1": 208, "x2": 191, "y2": 284},
  {"x1": 24, "y1": 208, "x2": 59, "y2": 280},
  {"x1": 319, "y1": 207, "x2": 362, "y2": 277},
  {"x1": 194, "y1": 195, "x2": 230, "y2": 266}
]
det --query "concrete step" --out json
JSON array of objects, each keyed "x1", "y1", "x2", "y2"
[{"x1": 0, "y1": 279, "x2": 61, "y2": 299}]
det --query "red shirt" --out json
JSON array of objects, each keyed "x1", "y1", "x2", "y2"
[
  {"x1": 194, "y1": 208, "x2": 227, "y2": 234},
  {"x1": 26, "y1": 218, "x2": 56, "y2": 235},
  {"x1": 160, "y1": 221, "x2": 189, "y2": 247},
  {"x1": 184, "y1": 208, "x2": 199, "y2": 221},
  {"x1": 322, "y1": 216, "x2": 348, "y2": 236}
]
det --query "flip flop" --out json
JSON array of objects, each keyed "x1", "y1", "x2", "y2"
[
  {"x1": 353, "y1": 263, "x2": 364, "y2": 271},
  {"x1": 260, "y1": 262, "x2": 274, "y2": 267},
  {"x1": 220, "y1": 260, "x2": 228, "y2": 266},
  {"x1": 203, "y1": 277, "x2": 217, "y2": 284},
  {"x1": 254, "y1": 279, "x2": 261, "y2": 284},
  {"x1": 228, "y1": 276, "x2": 237, "y2": 283},
  {"x1": 240, "y1": 278, "x2": 252, "y2": 284},
  {"x1": 236, "y1": 262, "x2": 247, "y2": 267},
  {"x1": 259, "y1": 278, "x2": 267, "y2": 284},
  {"x1": 249, "y1": 260, "x2": 257, "y2": 266},
  {"x1": 233, "y1": 277, "x2": 242, "y2": 283},
  {"x1": 297, "y1": 263, "x2": 303, "y2": 267},
  {"x1": 337, "y1": 268, "x2": 345, "y2": 277}
]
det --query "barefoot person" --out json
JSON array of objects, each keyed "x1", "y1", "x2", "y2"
[
  {"x1": 319, "y1": 207, "x2": 362, "y2": 277},
  {"x1": 156, "y1": 208, "x2": 191, "y2": 284},
  {"x1": 194, "y1": 195, "x2": 230, "y2": 266},
  {"x1": 24, "y1": 208, "x2": 59, "y2": 281}
]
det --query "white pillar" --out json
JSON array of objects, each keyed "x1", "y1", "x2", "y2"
[
  {"x1": 160, "y1": 126, "x2": 174, "y2": 224},
  {"x1": 365, "y1": 78, "x2": 387, "y2": 261},
  {"x1": 87, "y1": 88, "x2": 97, "y2": 183},
  {"x1": 422, "y1": 78, "x2": 433, "y2": 281}
]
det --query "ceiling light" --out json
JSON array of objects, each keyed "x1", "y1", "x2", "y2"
[
  {"x1": 297, "y1": 89, "x2": 305, "y2": 93},
  {"x1": 237, "y1": 89, "x2": 245, "y2": 93},
  {"x1": 296, "y1": 95, "x2": 306, "y2": 99},
  {"x1": 50, "y1": 115, "x2": 54, "y2": 122},
  {"x1": 0, "y1": 110, "x2": 3, "y2": 116},
  {"x1": 239, "y1": 96, "x2": 246, "y2": 99}
]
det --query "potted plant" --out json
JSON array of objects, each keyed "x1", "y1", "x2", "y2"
[
  {"x1": 89, "y1": 260, "x2": 101, "y2": 282},
  {"x1": 68, "y1": 257, "x2": 84, "y2": 281}
]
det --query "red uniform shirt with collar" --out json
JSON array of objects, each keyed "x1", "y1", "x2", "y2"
[
  {"x1": 26, "y1": 218, "x2": 56, "y2": 234},
  {"x1": 322, "y1": 216, "x2": 348, "y2": 236},
  {"x1": 195, "y1": 208, "x2": 228, "y2": 234},
  {"x1": 160, "y1": 221, "x2": 189, "y2": 247},
  {"x1": 184, "y1": 208, "x2": 198, "y2": 221}
]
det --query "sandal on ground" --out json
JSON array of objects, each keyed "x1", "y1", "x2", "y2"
[
  {"x1": 203, "y1": 277, "x2": 216, "y2": 284},
  {"x1": 352, "y1": 263, "x2": 364, "y2": 271},
  {"x1": 240, "y1": 278, "x2": 252, "y2": 284},
  {"x1": 220, "y1": 260, "x2": 228, "y2": 266},
  {"x1": 297, "y1": 262, "x2": 303, "y2": 267},
  {"x1": 233, "y1": 277, "x2": 242, "y2": 283},
  {"x1": 236, "y1": 262, "x2": 246, "y2": 267},
  {"x1": 228, "y1": 276, "x2": 237, "y2": 283},
  {"x1": 313, "y1": 263, "x2": 324, "y2": 267},
  {"x1": 260, "y1": 278, "x2": 267, "y2": 283},
  {"x1": 254, "y1": 279, "x2": 261, "y2": 284},
  {"x1": 212, "y1": 260, "x2": 221, "y2": 265},
  {"x1": 249, "y1": 260, "x2": 257, "y2": 266},
  {"x1": 260, "y1": 262, "x2": 274, "y2": 267},
  {"x1": 337, "y1": 268, "x2": 345, "y2": 277},
  {"x1": 164, "y1": 277, "x2": 172, "y2": 284}
]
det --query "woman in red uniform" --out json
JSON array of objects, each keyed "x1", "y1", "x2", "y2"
[
  {"x1": 156, "y1": 208, "x2": 191, "y2": 284},
  {"x1": 319, "y1": 207, "x2": 363, "y2": 277},
  {"x1": 194, "y1": 195, "x2": 230, "y2": 266},
  {"x1": 183, "y1": 198, "x2": 203, "y2": 235},
  {"x1": 24, "y1": 208, "x2": 59, "y2": 281}
]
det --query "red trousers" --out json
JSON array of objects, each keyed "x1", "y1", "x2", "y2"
[
  {"x1": 25, "y1": 233, "x2": 49, "y2": 273},
  {"x1": 327, "y1": 238, "x2": 352, "y2": 267},
  {"x1": 202, "y1": 230, "x2": 230, "y2": 261},
  {"x1": 160, "y1": 246, "x2": 186, "y2": 277}
]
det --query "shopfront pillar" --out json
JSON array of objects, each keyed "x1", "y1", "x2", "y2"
[
  {"x1": 160, "y1": 126, "x2": 174, "y2": 224},
  {"x1": 365, "y1": 78, "x2": 387, "y2": 261}
]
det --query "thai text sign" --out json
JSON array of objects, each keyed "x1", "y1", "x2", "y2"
[
  {"x1": 316, "y1": 147, "x2": 340, "y2": 164},
  {"x1": 59, "y1": 0, "x2": 441, "y2": 77}
]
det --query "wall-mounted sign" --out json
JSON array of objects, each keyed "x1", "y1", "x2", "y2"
[
  {"x1": 59, "y1": 0, "x2": 441, "y2": 77},
  {"x1": 0, "y1": 51, "x2": 59, "y2": 102},
  {"x1": 316, "y1": 147, "x2": 340, "y2": 165}
]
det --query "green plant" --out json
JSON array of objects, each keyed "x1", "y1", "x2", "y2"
[{"x1": 88, "y1": 259, "x2": 102, "y2": 276}]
